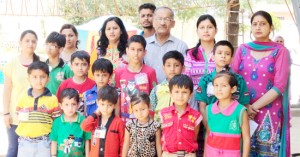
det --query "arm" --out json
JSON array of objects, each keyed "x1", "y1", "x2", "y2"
[
  {"x1": 51, "y1": 141, "x2": 58, "y2": 157},
  {"x1": 194, "y1": 123, "x2": 200, "y2": 141},
  {"x1": 241, "y1": 111, "x2": 250, "y2": 157},
  {"x1": 3, "y1": 74, "x2": 12, "y2": 128},
  {"x1": 121, "y1": 129, "x2": 130, "y2": 157},
  {"x1": 149, "y1": 87, "x2": 157, "y2": 117},
  {"x1": 204, "y1": 126, "x2": 210, "y2": 157},
  {"x1": 199, "y1": 102, "x2": 207, "y2": 128},
  {"x1": 119, "y1": 121, "x2": 125, "y2": 157},
  {"x1": 155, "y1": 128, "x2": 162, "y2": 157},
  {"x1": 85, "y1": 140, "x2": 90, "y2": 157},
  {"x1": 81, "y1": 113, "x2": 98, "y2": 132},
  {"x1": 252, "y1": 89, "x2": 281, "y2": 110}
]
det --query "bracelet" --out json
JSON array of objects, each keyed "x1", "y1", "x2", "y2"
[{"x1": 3, "y1": 112, "x2": 10, "y2": 116}]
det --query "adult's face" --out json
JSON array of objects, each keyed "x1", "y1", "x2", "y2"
[
  {"x1": 105, "y1": 20, "x2": 122, "y2": 44},
  {"x1": 153, "y1": 9, "x2": 175, "y2": 36},
  {"x1": 139, "y1": 9, "x2": 154, "y2": 29}
]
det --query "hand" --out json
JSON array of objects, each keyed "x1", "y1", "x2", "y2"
[
  {"x1": 245, "y1": 104, "x2": 259, "y2": 120},
  {"x1": 4, "y1": 115, "x2": 12, "y2": 129}
]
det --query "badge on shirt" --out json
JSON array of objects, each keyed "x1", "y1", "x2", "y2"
[
  {"x1": 134, "y1": 73, "x2": 148, "y2": 85},
  {"x1": 206, "y1": 82, "x2": 214, "y2": 97},
  {"x1": 94, "y1": 126, "x2": 106, "y2": 139}
]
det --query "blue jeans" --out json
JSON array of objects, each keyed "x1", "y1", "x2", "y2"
[
  {"x1": 17, "y1": 136, "x2": 51, "y2": 157},
  {"x1": 6, "y1": 125, "x2": 19, "y2": 157}
]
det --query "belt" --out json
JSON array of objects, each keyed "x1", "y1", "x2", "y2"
[
  {"x1": 167, "y1": 150, "x2": 196, "y2": 157},
  {"x1": 19, "y1": 135, "x2": 49, "y2": 143}
]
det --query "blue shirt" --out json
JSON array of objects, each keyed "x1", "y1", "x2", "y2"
[{"x1": 83, "y1": 85, "x2": 98, "y2": 116}]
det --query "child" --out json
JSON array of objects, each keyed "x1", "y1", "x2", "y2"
[
  {"x1": 122, "y1": 92, "x2": 162, "y2": 157},
  {"x1": 81, "y1": 85, "x2": 124, "y2": 157},
  {"x1": 160, "y1": 74, "x2": 202, "y2": 157},
  {"x1": 205, "y1": 71, "x2": 250, "y2": 157},
  {"x1": 50, "y1": 88, "x2": 91, "y2": 157},
  {"x1": 84, "y1": 58, "x2": 114, "y2": 116},
  {"x1": 195, "y1": 40, "x2": 250, "y2": 127},
  {"x1": 150, "y1": 50, "x2": 185, "y2": 123},
  {"x1": 15, "y1": 61, "x2": 60, "y2": 156},
  {"x1": 56, "y1": 50, "x2": 95, "y2": 114},
  {"x1": 45, "y1": 31, "x2": 74, "y2": 95},
  {"x1": 114, "y1": 35, "x2": 157, "y2": 122}
]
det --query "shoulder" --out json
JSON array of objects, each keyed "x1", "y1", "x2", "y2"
[
  {"x1": 143, "y1": 65, "x2": 155, "y2": 72},
  {"x1": 170, "y1": 35, "x2": 187, "y2": 45},
  {"x1": 188, "y1": 107, "x2": 201, "y2": 117},
  {"x1": 160, "y1": 106, "x2": 173, "y2": 114},
  {"x1": 115, "y1": 66, "x2": 126, "y2": 74},
  {"x1": 152, "y1": 120, "x2": 161, "y2": 128}
]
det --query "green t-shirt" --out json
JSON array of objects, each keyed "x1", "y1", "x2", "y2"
[
  {"x1": 195, "y1": 69, "x2": 250, "y2": 105},
  {"x1": 50, "y1": 113, "x2": 91, "y2": 157},
  {"x1": 46, "y1": 59, "x2": 73, "y2": 95}
]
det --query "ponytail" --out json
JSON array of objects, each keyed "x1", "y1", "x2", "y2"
[
  {"x1": 33, "y1": 53, "x2": 40, "y2": 62},
  {"x1": 192, "y1": 41, "x2": 201, "y2": 60}
]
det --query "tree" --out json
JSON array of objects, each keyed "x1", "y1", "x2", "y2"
[{"x1": 226, "y1": 0, "x2": 240, "y2": 50}]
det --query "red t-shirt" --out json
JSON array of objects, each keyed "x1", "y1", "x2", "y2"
[
  {"x1": 56, "y1": 78, "x2": 95, "y2": 114},
  {"x1": 114, "y1": 65, "x2": 157, "y2": 122},
  {"x1": 160, "y1": 104, "x2": 202, "y2": 153}
]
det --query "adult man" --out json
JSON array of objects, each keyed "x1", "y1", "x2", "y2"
[
  {"x1": 144, "y1": 7, "x2": 188, "y2": 83},
  {"x1": 138, "y1": 3, "x2": 156, "y2": 38}
]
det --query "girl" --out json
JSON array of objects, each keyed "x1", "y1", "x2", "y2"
[
  {"x1": 88, "y1": 16, "x2": 128, "y2": 84},
  {"x1": 122, "y1": 92, "x2": 162, "y2": 157},
  {"x1": 3, "y1": 30, "x2": 40, "y2": 157},
  {"x1": 60, "y1": 24, "x2": 79, "y2": 63},
  {"x1": 205, "y1": 71, "x2": 250, "y2": 157},
  {"x1": 231, "y1": 10, "x2": 290, "y2": 156}
]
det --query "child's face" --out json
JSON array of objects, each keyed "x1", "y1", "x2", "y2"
[
  {"x1": 60, "y1": 97, "x2": 78, "y2": 118},
  {"x1": 93, "y1": 71, "x2": 111, "y2": 88},
  {"x1": 213, "y1": 76, "x2": 236, "y2": 100},
  {"x1": 28, "y1": 69, "x2": 49, "y2": 90},
  {"x1": 126, "y1": 42, "x2": 146, "y2": 65},
  {"x1": 45, "y1": 42, "x2": 61, "y2": 58},
  {"x1": 71, "y1": 58, "x2": 89, "y2": 77},
  {"x1": 96, "y1": 99, "x2": 115, "y2": 117},
  {"x1": 132, "y1": 102, "x2": 149, "y2": 122},
  {"x1": 170, "y1": 85, "x2": 192, "y2": 107},
  {"x1": 213, "y1": 45, "x2": 232, "y2": 69},
  {"x1": 163, "y1": 58, "x2": 184, "y2": 81}
]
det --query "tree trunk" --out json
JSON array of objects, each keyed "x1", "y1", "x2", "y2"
[{"x1": 227, "y1": 0, "x2": 240, "y2": 50}]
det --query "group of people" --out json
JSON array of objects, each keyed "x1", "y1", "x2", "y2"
[{"x1": 2, "y1": 3, "x2": 291, "y2": 157}]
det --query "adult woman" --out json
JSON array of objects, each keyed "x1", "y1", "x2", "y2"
[
  {"x1": 3, "y1": 30, "x2": 40, "y2": 157},
  {"x1": 185, "y1": 14, "x2": 217, "y2": 157},
  {"x1": 185, "y1": 14, "x2": 217, "y2": 110},
  {"x1": 88, "y1": 16, "x2": 128, "y2": 85},
  {"x1": 231, "y1": 10, "x2": 290, "y2": 157},
  {"x1": 60, "y1": 24, "x2": 78, "y2": 64}
]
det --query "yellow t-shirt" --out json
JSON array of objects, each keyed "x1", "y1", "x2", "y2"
[
  {"x1": 16, "y1": 88, "x2": 60, "y2": 138},
  {"x1": 3, "y1": 56, "x2": 31, "y2": 125}
]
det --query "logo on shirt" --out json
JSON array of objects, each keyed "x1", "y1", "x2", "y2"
[
  {"x1": 188, "y1": 115, "x2": 196, "y2": 123},
  {"x1": 229, "y1": 120, "x2": 238, "y2": 131},
  {"x1": 163, "y1": 113, "x2": 172, "y2": 120},
  {"x1": 56, "y1": 72, "x2": 65, "y2": 81}
]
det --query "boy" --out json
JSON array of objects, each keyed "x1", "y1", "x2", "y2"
[
  {"x1": 150, "y1": 50, "x2": 185, "y2": 123},
  {"x1": 50, "y1": 88, "x2": 91, "y2": 157},
  {"x1": 45, "y1": 31, "x2": 74, "y2": 95},
  {"x1": 114, "y1": 35, "x2": 157, "y2": 122},
  {"x1": 160, "y1": 74, "x2": 202, "y2": 156},
  {"x1": 84, "y1": 58, "x2": 114, "y2": 116},
  {"x1": 81, "y1": 86, "x2": 124, "y2": 157},
  {"x1": 195, "y1": 40, "x2": 250, "y2": 127},
  {"x1": 56, "y1": 50, "x2": 95, "y2": 114},
  {"x1": 16, "y1": 61, "x2": 60, "y2": 156}
]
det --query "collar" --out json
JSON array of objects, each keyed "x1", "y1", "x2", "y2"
[
  {"x1": 27, "y1": 88, "x2": 52, "y2": 98},
  {"x1": 211, "y1": 100, "x2": 239, "y2": 116},
  {"x1": 148, "y1": 34, "x2": 175, "y2": 44},
  {"x1": 170, "y1": 103, "x2": 191, "y2": 115},
  {"x1": 211, "y1": 68, "x2": 234, "y2": 78},
  {"x1": 60, "y1": 113, "x2": 81, "y2": 123},
  {"x1": 46, "y1": 58, "x2": 65, "y2": 69}
]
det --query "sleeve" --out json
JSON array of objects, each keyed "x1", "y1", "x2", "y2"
[
  {"x1": 50, "y1": 118, "x2": 59, "y2": 141},
  {"x1": 56, "y1": 80, "x2": 67, "y2": 102},
  {"x1": 194, "y1": 112, "x2": 202, "y2": 126},
  {"x1": 149, "y1": 69, "x2": 157, "y2": 91},
  {"x1": 81, "y1": 113, "x2": 98, "y2": 132},
  {"x1": 114, "y1": 68, "x2": 121, "y2": 89},
  {"x1": 195, "y1": 76, "x2": 208, "y2": 104},
  {"x1": 180, "y1": 42, "x2": 188, "y2": 57},
  {"x1": 183, "y1": 51, "x2": 192, "y2": 76},
  {"x1": 64, "y1": 65, "x2": 74, "y2": 79},
  {"x1": 231, "y1": 45, "x2": 243, "y2": 73},
  {"x1": 273, "y1": 46, "x2": 290, "y2": 93},
  {"x1": 125, "y1": 120, "x2": 132, "y2": 132},
  {"x1": 236, "y1": 75, "x2": 250, "y2": 105},
  {"x1": 83, "y1": 118, "x2": 92, "y2": 140},
  {"x1": 150, "y1": 86, "x2": 158, "y2": 111},
  {"x1": 51, "y1": 96, "x2": 61, "y2": 118}
]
